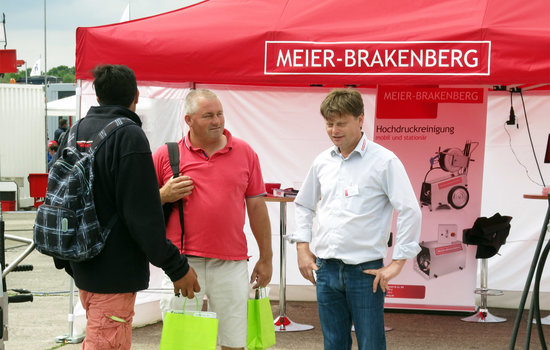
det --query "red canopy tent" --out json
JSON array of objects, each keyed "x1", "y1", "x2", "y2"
[
  {"x1": 75, "y1": 0, "x2": 550, "y2": 87},
  {"x1": 70, "y1": 0, "x2": 550, "y2": 318}
]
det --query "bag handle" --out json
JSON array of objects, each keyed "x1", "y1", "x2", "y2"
[
  {"x1": 254, "y1": 287, "x2": 268, "y2": 300},
  {"x1": 182, "y1": 295, "x2": 201, "y2": 311}
]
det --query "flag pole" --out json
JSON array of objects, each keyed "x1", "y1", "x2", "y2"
[
  {"x1": 43, "y1": 0, "x2": 48, "y2": 170},
  {"x1": 43, "y1": 0, "x2": 47, "y2": 82},
  {"x1": 1, "y1": 13, "x2": 7, "y2": 49}
]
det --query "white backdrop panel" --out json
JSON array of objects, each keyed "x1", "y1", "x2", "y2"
[
  {"x1": 482, "y1": 91, "x2": 550, "y2": 292},
  {"x1": 80, "y1": 81, "x2": 190, "y2": 152},
  {"x1": 79, "y1": 81, "x2": 550, "y2": 293}
]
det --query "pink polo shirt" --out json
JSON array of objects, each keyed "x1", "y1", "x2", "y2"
[{"x1": 152, "y1": 129, "x2": 266, "y2": 260}]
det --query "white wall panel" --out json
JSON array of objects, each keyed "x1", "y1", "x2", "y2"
[
  {"x1": 0, "y1": 84, "x2": 47, "y2": 206},
  {"x1": 76, "y1": 81, "x2": 550, "y2": 303}
]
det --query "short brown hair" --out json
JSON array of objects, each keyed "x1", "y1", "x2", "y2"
[{"x1": 320, "y1": 89, "x2": 364, "y2": 119}]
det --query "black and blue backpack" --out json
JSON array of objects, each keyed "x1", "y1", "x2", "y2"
[{"x1": 33, "y1": 117, "x2": 135, "y2": 261}]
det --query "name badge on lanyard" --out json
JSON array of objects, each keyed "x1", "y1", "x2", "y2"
[{"x1": 344, "y1": 185, "x2": 359, "y2": 197}]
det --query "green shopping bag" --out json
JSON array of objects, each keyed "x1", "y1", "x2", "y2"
[
  {"x1": 247, "y1": 287, "x2": 276, "y2": 350},
  {"x1": 160, "y1": 296, "x2": 218, "y2": 350}
]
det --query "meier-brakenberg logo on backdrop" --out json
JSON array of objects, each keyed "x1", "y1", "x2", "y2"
[{"x1": 264, "y1": 41, "x2": 491, "y2": 76}]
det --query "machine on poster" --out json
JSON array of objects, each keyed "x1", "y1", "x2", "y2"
[
  {"x1": 414, "y1": 224, "x2": 467, "y2": 280},
  {"x1": 419, "y1": 140, "x2": 479, "y2": 211}
]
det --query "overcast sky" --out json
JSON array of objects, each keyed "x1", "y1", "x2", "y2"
[{"x1": 1, "y1": 0, "x2": 202, "y2": 70}]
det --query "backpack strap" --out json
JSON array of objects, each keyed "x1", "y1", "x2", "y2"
[
  {"x1": 167, "y1": 142, "x2": 180, "y2": 178},
  {"x1": 66, "y1": 117, "x2": 136, "y2": 153},
  {"x1": 66, "y1": 117, "x2": 136, "y2": 232},
  {"x1": 166, "y1": 142, "x2": 185, "y2": 251},
  {"x1": 89, "y1": 118, "x2": 136, "y2": 155},
  {"x1": 65, "y1": 119, "x2": 80, "y2": 148},
  {"x1": 95, "y1": 118, "x2": 137, "y2": 233}
]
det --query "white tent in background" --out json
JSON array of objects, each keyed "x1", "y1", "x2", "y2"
[{"x1": 47, "y1": 95, "x2": 77, "y2": 116}]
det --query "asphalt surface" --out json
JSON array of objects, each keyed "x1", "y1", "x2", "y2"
[{"x1": 2, "y1": 211, "x2": 548, "y2": 350}]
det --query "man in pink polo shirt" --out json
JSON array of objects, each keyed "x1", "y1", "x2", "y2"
[{"x1": 152, "y1": 89, "x2": 273, "y2": 350}]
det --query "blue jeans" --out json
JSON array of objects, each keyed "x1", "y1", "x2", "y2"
[{"x1": 315, "y1": 258, "x2": 386, "y2": 350}]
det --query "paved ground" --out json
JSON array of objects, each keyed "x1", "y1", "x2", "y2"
[
  {"x1": 1, "y1": 210, "x2": 319, "y2": 350},
  {"x1": 2, "y1": 211, "x2": 548, "y2": 350},
  {"x1": 3, "y1": 211, "x2": 78, "y2": 350}
]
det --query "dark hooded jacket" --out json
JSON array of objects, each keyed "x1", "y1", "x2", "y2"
[{"x1": 54, "y1": 105, "x2": 189, "y2": 293}]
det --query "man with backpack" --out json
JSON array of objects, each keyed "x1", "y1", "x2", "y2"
[
  {"x1": 152, "y1": 89, "x2": 272, "y2": 350},
  {"x1": 48, "y1": 64, "x2": 200, "y2": 349}
]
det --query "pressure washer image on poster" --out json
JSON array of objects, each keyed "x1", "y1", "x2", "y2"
[{"x1": 374, "y1": 85, "x2": 487, "y2": 312}]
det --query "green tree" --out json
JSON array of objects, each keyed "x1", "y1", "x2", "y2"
[
  {"x1": 47, "y1": 65, "x2": 75, "y2": 83},
  {"x1": 0, "y1": 68, "x2": 29, "y2": 83},
  {"x1": 61, "y1": 73, "x2": 74, "y2": 83},
  {"x1": 0, "y1": 65, "x2": 75, "y2": 84}
]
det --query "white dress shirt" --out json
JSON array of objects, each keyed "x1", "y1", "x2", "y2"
[{"x1": 289, "y1": 133, "x2": 422, "y2": 265}]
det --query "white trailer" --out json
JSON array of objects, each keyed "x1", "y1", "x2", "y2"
[{"x1": 0, "y1": 83, "x2": 47, "y2": 209}]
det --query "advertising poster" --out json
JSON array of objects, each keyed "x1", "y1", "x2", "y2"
[{"x1": 374, "y1": 85, "x2": 487, "y2": 312}]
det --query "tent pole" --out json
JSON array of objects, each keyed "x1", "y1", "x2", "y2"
[
  {"x1": 509, "y1": 194, "x2": 550, "y2": 348},
  {"x1": 76, "y1": 80, "x2": 82, "y2": 122}
]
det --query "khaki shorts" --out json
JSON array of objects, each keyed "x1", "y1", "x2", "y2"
[{"x1": 160, "y1": 256, "x2": 249, "y2": 348}]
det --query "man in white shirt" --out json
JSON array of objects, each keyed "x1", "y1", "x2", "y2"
[{"x1": 289, "y1": 89, "x2": 422, "y2": 350}]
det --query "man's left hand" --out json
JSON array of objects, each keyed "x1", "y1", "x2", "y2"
[
  {"x1": 250, "y1": 257, "x2": 273, "y2": 289},
  {"x1": 363, "y1": 259, "x2": 406, "y2": 293}
]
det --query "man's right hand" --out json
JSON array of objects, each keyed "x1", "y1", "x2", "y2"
[
  {"x1": 297, "y1": 242, "x2": 318, "y2": 285},
  {"x1": 160, "y1": 175, "x2": 194, "y2": 204},
  {"x1": 173, "y1": 266, "x2": 200, "y2": 299}
]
